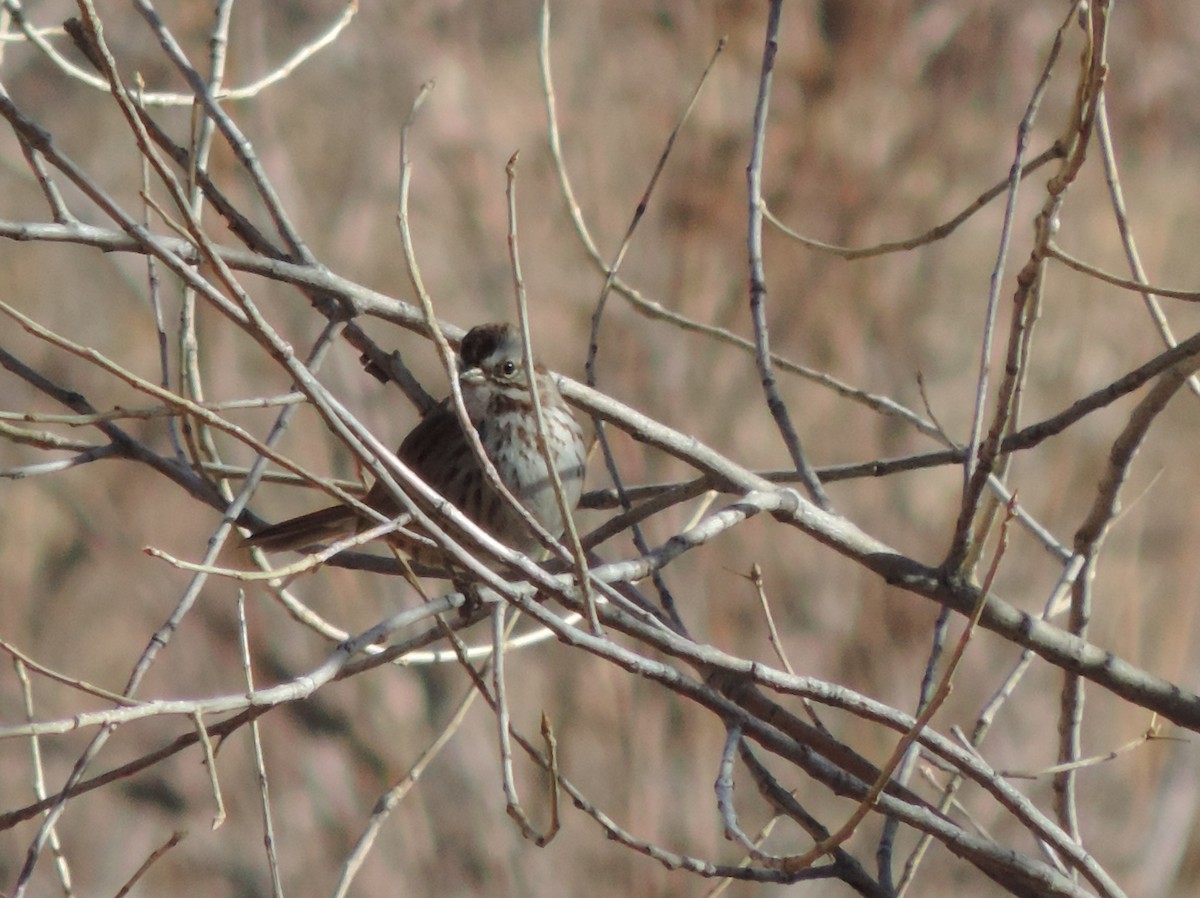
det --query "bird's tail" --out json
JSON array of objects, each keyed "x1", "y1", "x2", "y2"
[{"x1": 240, "y1": 505, "x2": 359, "y2": 553}]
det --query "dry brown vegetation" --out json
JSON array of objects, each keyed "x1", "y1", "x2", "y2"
[{"x1": 2, "y1": 2, "x2": 1200, "y2": 896}]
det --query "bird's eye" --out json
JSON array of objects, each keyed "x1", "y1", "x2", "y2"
[{"x1": 499, "y1": 360, "x2": 517, "y2": 377}]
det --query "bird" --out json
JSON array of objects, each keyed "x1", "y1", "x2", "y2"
[{"x1": 242, "y1": 323, "x2": 587, "y2": 565}]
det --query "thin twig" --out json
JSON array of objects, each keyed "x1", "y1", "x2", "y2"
[
  {"x1": 493, "y1": 605, "x2": 552, "y2": 844},
  {"x1": 191, "y1": 711, "x2": 225, "y2": 829},
  {"x1": 947, "y1": 0, "x2": 1081, "y2": 572},
  {"x1": 6, "y1": 0, "x2": 354, "y2": 106},
  {"x1": 111, "y1": 831, "x2": 186, "y2": 898},
  {"x1": 745, "y1": 0, "x2": 828, "y2": 510},
  {"x1": 567, "y1": 0, "x2": 722, "y2": 630},
  {"x1": 330, "y1": 673, "x2": 481, "y2": 897},
  {"x1": 761, "y1": 142, "x2": 1067, "y2": 260},
  {"x1": 13, "y1": 660, "x2": 73, "y2": 895},
  {"x1": 504, "y1": 151, "x2": 599, "y2": 632},
  {"x1": 236, "y1": 593, "x2": 284, "y2": 898}
]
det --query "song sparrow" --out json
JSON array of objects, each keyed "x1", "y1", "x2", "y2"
[{"x1": 243, "y1": 323, "x2": 587, "y2": 560}]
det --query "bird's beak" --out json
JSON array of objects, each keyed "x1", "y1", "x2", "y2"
[{"x1": 459, "y1": 366, "x2": 484, "y2": 386}]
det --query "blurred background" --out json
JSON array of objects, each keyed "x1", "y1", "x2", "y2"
[{"x1": 2, "y1": 1, "x2": 1200, "y2": 895}]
